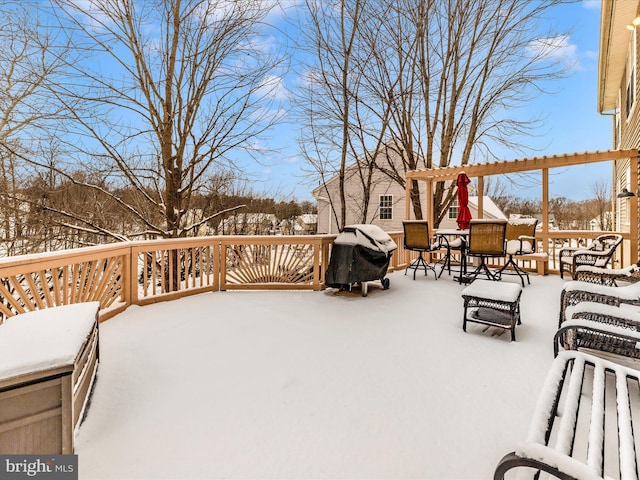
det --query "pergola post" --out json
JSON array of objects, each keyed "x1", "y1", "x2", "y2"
[
  {"x1": 542, "y1": 168, "x2": 549, "y2": 254},
  {"x1": 477, "y1": 176, "x2": 484, "y2": 218},
  {"x1": 630, "y1": 162, "x2": 638, "y2": 262}
]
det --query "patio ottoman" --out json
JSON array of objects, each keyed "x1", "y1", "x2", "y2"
[{"x1": 462, "y1": 280, "x2": 522, "y2": 341}]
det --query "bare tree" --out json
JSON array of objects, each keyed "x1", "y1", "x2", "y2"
[
  {"x1": 590, "y1": 179, "x2": 612, "y2": 231},
  {"x1": 42, "y1": 0, "x2": 284, "y2": 241},
  {"x1": 301, "y1": 0, "x2": 572, "y2": 226},
  {"x1": 0, "y1": 2, "x2": 73, "y2": 254},
  {"x1": 298, "y1": 0, "x2": 393, "y2": 230}
]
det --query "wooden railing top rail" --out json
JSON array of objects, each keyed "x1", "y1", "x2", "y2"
[{"x1": 0, "y1": 229, "x2": 631, "y2": 323}]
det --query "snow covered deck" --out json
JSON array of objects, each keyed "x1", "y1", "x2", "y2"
[{"x1": 76, "y1": 272, "x2": 580, "y2": 478}]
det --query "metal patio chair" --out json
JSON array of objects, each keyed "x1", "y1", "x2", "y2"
[
  {"x1": 497, "y1": 218, "x2": 538, "y2": 287},
  {"x1": 402, "y1": 220, "x2": 441, "y2": 280},
  {"x1": 464, "y1": 219, "x2": 507, "y2": 282}
]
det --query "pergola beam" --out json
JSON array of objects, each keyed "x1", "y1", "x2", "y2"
[{"x1": 406, "y1": 150, "x2": 639, "y2": 182}]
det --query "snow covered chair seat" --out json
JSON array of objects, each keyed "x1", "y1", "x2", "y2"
[
  {"x1": 559, "y1": 280, "x2": 640, "y2": 324},
  {"x1": 494, "y1": 350, "x2": 640, "y2": 480},
  {"x1": 575, "y1": 262, "x2": 640, "y2": 287},
  {"x1": 554, "y1": 302, "x2": 640, "y2": 359}
]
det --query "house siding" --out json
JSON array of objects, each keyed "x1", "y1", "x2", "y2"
[
  {"x1": 604, "y1": 3, "x2": 640, "y2": 264},
  {"x1": 313, "y1": 145, "x2": 426, "y2": 233},
  {"x1": 616, "y1": 26, "x2": 640, "y2": 240}
]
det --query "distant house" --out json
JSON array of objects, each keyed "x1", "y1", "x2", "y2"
[
  {"x1": 278, "y1": 214, "x2": 318, "y2": 235},
  {"x1": 532, "y1": 213, "x2": 558, "y2": 231},
  {"x1": 312, "y1": 143, "x2": 505, "y2": 233},
  {"x1": 589, "y1": 212, "x2": 613, "y2": 232},
  {"x1": 295, "y1": 214, "x2": 318, "y2": 235},
  {"x1": 439, "y1": 196, "x2": 506, "y2": 230},
  {"x1": 217, "y1": 213, "x2": 278, "y2": 235}
]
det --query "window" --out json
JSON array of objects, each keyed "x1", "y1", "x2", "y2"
[
  {"x1": 379, "y1": 195, "x2": 393, "y2": 220},
  {"x1": 448, "y1": 199, "x2": 459, "y2": 219},
  {"x1": 626, "y1": 29, "x2": 636, "y2": 118}
]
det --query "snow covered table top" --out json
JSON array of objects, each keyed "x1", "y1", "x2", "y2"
[{"x1": 0, "y1": 302, "x2": 100, "y2": 381}]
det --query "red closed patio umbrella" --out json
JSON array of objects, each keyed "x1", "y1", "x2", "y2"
[{"x1": 456, "y1": 172, "x2": 472, "y2": 230}]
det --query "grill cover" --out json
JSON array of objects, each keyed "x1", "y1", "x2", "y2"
[{"x1": 325, "y1": 224, "x2": 397, "y2": 288}]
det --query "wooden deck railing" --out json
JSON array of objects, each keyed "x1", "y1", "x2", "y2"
[{"x1": 0, "y1": 230, "x2": 630, "y2": 322}]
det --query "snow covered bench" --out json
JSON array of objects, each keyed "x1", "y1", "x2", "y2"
[
  {"x1": 494, "y1": 350, "x2": 640, "y2": 480},
  {"x1": 0, "y1": 303, "x2": 100, "y2": 454}
]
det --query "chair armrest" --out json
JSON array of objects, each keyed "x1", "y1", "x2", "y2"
[
  {"x1": 436, "y1": 235, "x2": 465, "y2": 250},
  {"x1": 515, "y1": 236, "x2": 535, "y2": 254},
  {"x1": 572, "y1": 250, "x2": 615, "y2": 268},
  {"x1": 511, "y1": 443, "x2": 611, "y2": 480},
  {"x1": 573, "y1": 249, "x2": 612, "y2": 257}
]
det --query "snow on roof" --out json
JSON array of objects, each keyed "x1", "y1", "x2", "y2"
[
  {"x1": 300, "y1": 214, "x2": 317, "y2": 224},
  {"x1": 468, "y1": 196, "x2": 507, "y2": 219}
]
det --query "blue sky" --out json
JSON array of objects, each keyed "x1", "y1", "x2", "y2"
[{"x1": 247, "y1": 0, "x2": 614, "y2": 202}]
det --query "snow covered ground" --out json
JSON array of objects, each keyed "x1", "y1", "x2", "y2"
[{"x1": 75, "y1": 271, "x2": 569, "y2": 479}]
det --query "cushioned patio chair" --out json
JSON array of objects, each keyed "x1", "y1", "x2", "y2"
[
  {"x1": 558, "y1": 234, "x2": 623, "y2": 279},
  {"x1": 497, "y1": 218, "x2": 538, "y2": 287},
  {"x1": 558, "y1": 279, "x2": 640, "y2": 325},
  {"x1": 402, "y1": 221, "x2": 442, "y2": 280},
  {"x1": 464, "y1": 219, "x2": 507, "y2": 282}
]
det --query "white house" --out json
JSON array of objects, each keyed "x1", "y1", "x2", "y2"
[{"x1": 312, "y1": 144, "x2": 505, "y2": 233}]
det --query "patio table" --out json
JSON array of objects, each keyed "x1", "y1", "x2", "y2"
[{"x1": 435, "y1": 229, "x2": 469, "y2": 283}]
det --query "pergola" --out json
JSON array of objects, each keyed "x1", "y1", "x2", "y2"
[{"x1": 405, "y1": 149, "x2": 640, "y2": 261}]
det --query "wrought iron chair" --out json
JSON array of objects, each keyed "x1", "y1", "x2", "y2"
[
  {"x1": 554, "y1": 301, "x2": 640, "y2": 359},
  {"x1": 402, "y1": 221, "x2": 441, "y2": 280},
  {"x1": 464, "y1": 219, "x2": 507, "y2": 282},
  {"x1": 558, "y1": 279, "x2": 640, "y2": 324},
  {"x1": 558, "y1": 233, "x2": 623, "y2": 279},
  {"x1": 497, "y1": 218, "x2": 538, "y2": 287}
]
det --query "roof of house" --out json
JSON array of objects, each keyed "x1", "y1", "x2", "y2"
[
  {"x1": 598, "y1": 0, "x2": 640, "y2": 112},
  {"x1": 468, "y1": 196, "x2": 506, "y2": 220},
  {"x1": 299, "y1": 214, "x2": 317, "y2": 224}
]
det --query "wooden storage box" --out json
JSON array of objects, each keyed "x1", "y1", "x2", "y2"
[{"x1": 0, "y1": 303, "x2": 100, "y2": 454}]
